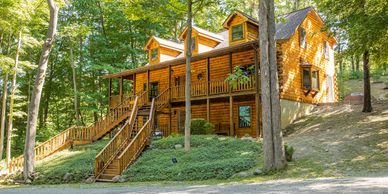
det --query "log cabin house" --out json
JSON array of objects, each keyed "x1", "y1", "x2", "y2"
[
  {"x1": 7, "y1": 7, "x2": 338, "y2": 181},
  {"x1": 103, "y1": 7, "x2": 337, "y2": 138}
]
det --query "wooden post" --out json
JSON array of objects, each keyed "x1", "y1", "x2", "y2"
[
  {"x1": 168, "y1": 65, "x2": 172, "y2": 135},
  {"x1": 229, "y1": 96, "x2": 234, "y2": 136},
  {"x1": 229, "y1": 53, "x2": 232, "y2": 93},
  {"x1": 119, "y1": 77, "x2": 123, "y2": 102},
  {"x1": 206, "y1": 99, "x2": 210, "y2": 121},
  {"x1": 147, "y1": 70, "x2": 150, "y2": 102},
  {"x1": 108, "y1": 78, "x2": 112, "y2": 108},
  {"x1": 206, "y1": 57, "x2": 210, "y2": 96},
  {"x1": 254, "y1": 47, "x2": 261, "y2": 138},
  {"x1": 133, "y1": 73, "x2": 136, "y2": 96}
]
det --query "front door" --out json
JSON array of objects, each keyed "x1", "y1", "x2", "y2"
[
  {"x1": 149, "y1": 82, "x2": 159, "y2": 101},
  {"x1": 177, "y1": 110, "x2": 185, "y2": 134}
]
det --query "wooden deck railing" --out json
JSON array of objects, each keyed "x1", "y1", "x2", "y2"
[
  {"x1": 209, "y1": 79, "x2": 230, "y2": 95},
  {"x1": 155, "y1": 88, "x2": 169, "y2": 110},
  {"x1": 117, "y1": 99, "x2": 155, "y2": 174},
  {"x1": 8, "y1": 94, "x2": 137, "y2": 174},
  {"x1": 171, "y1": 75, "x2": 256, "y2": 99},
  {"x1": 95, "y1": 97, "x2": 139, "y2": 178},
  {"x1": 8, "y1": 126, "x2": 78, "y2": 173}
]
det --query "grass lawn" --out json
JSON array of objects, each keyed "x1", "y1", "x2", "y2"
[
  {"x1": 31, "y1": 139, "x2": 108, "y2": 184},
  {"x1": 123, "y1": 135, "x2": 262, "y2": 181}
]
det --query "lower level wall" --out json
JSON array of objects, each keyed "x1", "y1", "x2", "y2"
[{"x1": 280, "y1": 99, "x2": 315, "y2": 129}]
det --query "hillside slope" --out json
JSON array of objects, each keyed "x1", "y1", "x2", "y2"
[{"x1": 284, "y1": 101, "x2": 388, "y2": 177}]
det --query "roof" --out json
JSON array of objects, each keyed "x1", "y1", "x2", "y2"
[
  {"x1": 180, "y1": 26, "x2": 224, "y2": 42},
  {"x1": 275, "y1": 7, "x2": 317, "y2": 40},
  {"x1": 144, "y1": 36, "x2": 184, "y2": 52},
  {"x1": 222, "y1": 10, "x2": 259, "y2": 28},
  {"x1": 104, "y1": 7, "x2": 326, "y2": 79}
]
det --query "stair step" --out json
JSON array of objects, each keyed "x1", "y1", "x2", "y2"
[
  {"x1": 99, "y1": 173, "x2": 117, "y2": 180},
  {"x1": 104, "y1": 168, "x2": 120, "y2": 174},
  {"x1": 96, "y1": 178, "x2": 114, "y2": 182}
]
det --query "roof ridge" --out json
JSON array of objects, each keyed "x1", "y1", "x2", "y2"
[{"x1": 279, "y1": 6, "x2": 313, "y2": 17}]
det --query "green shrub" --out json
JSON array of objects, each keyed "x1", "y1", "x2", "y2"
[
  {"x1": 124, "y1": 135, "x2": 261, "y2": 181},
  {"x1": 284, "y1": 144, "x2": 295, "y2": 162},
  {"x1": 191, "y1": 119, "x2": 214, "y2": 135}
]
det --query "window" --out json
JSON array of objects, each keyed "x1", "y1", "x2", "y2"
[
  {"x1": 151, "y1": 48, "x2": 158, "y2": 61},
  {"x1": 197, "y1": 73, "x2": 203, "y2": 80},
  {"x1": 191, "y1": 37, "x2": 196, "y2": 51},
  {"x1": 232, "y1": 24, "x2": 244, "y2": 41},
  {"x1": 299, "y1": 28, "x2": 306, "y2": 48},
  {"x1": 149, "y1": 82, "x2": 159, "y2": 100},
  {"x1": 174, "y1": 76, "x2": 181, "y2": 86},
  {"x1": 324, "y1": 41, "x2": 329, "y2": 59},
  {"x1": 143, "y1": 83, "x2": 147, "y2": 91},
  {"x1": 238, "y1": 106, "x2": 251, "y2": 128},
  {"x1": 301, "y1": 64, "x2": 319, "y2": 91}
]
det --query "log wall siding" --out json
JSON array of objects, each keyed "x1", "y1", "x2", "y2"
[
  {"x1": 110, "y1": 11, "x2": 338, "y2": 137},
  {"x1": 279, "y1": 12, "x2": 337, "y2": 104}
]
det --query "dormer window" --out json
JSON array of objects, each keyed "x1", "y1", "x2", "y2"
[
  {"x1": 232, "y1": 24, "x2": 244, "y2": 41},
  {"x1": 299, "y1": 28, "x2": 306, "y2": 49},
  {"x1": 151, "y1": 48, "x2": 158, "y2": 61}
]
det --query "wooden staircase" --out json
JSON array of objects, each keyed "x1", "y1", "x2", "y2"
[
  {"x1": 95, "y1": 89, "x2": 169, "y2": 182},
  {"x1": 7, "y1": 95, "x2": 137, "y2": 174}
]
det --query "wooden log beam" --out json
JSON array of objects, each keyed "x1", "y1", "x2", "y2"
[
  {"x1": 229, "y1": 96, "x2": 234, "y2": 136},
  {"x1": 133, "y1": 73, "x2": 136, "y2": 96},
  {"x1": 119, "y1": 77, "x2": 123, "y2": 102}
]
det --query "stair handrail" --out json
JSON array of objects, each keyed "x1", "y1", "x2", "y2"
[
  {"x1": 94, "y1": 97, "x2": 139, "y2": 178},
  {"x1": 155, "y1": 88, "x2": 169, "y2": 110},
  {"x1": 7, "y1": 126, "x2": 77, "y2": 173},
  {"x1": 116, "y1": 98, "x2": 155, "y2": 174},
  {"x1": 88, "y1": 94, "x2": 137, "y2": 140}
]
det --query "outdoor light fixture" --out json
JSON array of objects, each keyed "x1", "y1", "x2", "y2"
[{"x1": 172, "y1": 157, "x2": 178, "y2": 164}]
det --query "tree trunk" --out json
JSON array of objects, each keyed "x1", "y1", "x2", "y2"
[
  {"x1": 355, "y1": 55, "x2": 360, "y2": 72},
  {"x1": 351, "y1": 55, "x2": 355, "y2": 73},
  {"x1": 69, "y1": 46, "x2": 80, "y2": 124},
  {"x1": 0, "y1": 73, "x2": 8, "y2": 159},
  {"x1": 6, "y1": 31, "x2": 22, "y2": 165},
  {"x1": 259, "y1": 0, "x2": 286, "y2": 171},
  {"x1": 23, "y1": 0, "x2": 58, "y2": 182},
  {"x1": 362, "y1": 50, "x2": 372, "y2": 112},
  {"x1": 184, "y1": 0, "x2": 192, "y2": 152}
]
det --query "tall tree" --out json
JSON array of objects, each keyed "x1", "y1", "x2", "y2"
[
  {"x1": 23, "y1": 0, "x2": 59, "y2": 182},
  {"x1": 184, "y1": 0, "x2": 193, "y2": 152},
  {"x1": 258, "y1": 0, "x2": 286, "y2": 170},
  {"x1": 317, "y1": 0, "x2": 387, "y2": 112},
  {"x1": 0, "y1": 73, "x2": 8, "y2": 159},
  {"x1": 6, "y1": 31, "x2": 22, "y2": 165}
]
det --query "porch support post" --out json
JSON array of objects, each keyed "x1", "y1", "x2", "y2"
[
  {"x1": 133, "y1": 73, "x2": 136, "y2": 96},
  {"x1": 119, "y1": 77, "x2": 123, "y2": 102},
  {"x1": 168, "y1": 65, "x2": 172, "y2": 136},
  {"x1": 206, "y1": 57, "x2": 210, "y2": 96},
  {"x1": 147, "y1": 70, "x2": 150, "y2": 102},
  {"x1": 108, "y1": 78, "x2": 112, "y2": 108},
  {"x1": 229, "y1": 96, "x2": 234, "y2": 136},
  {"x1": 229, "y1": 52, "x2": 232, "y2": 93},
  {"x1": 206, "y1": 99, "x2": 210, "y2": 121},
  {"x1": 254, "y1": 47, "x2": 261, "y2": 138}
]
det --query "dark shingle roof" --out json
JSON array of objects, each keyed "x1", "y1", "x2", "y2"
[{"x1": 275, "y1": 7, "x2": 313, "y2": 40}]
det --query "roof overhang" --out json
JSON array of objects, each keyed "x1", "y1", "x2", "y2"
[
  {"x1": 180, "y1": 26, "x2": 224, "y2": 43},
  {"x1": 222, "y1": 11, "x2": 258, "y2": 29},
  {"x1": 103, "y1": 40, "x2": 260, "y2": 79}
]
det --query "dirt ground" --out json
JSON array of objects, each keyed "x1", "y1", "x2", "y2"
[{"x1": 284, "y1": 101, "x2": 388, "y2": 177}]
